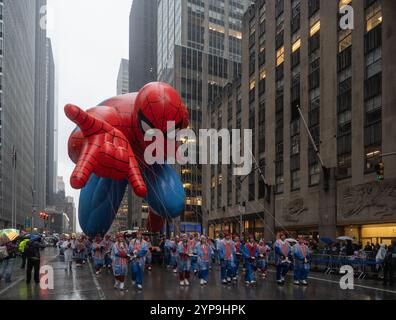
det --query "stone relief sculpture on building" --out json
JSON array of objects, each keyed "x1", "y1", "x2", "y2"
[
  {"x1": 341, "y1": 180, "x2": 396, "y2": 219},
  {"x1": 283, "y1": 198, "x2": 308, "y2": 223}
]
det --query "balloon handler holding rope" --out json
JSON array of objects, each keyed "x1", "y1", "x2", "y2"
[{"x1": 65, "y1": 82, "x2": 189, "y2": 237}]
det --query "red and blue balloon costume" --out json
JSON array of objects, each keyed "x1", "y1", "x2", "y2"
[{"x1": 65, "y1": 82, "x2": 189, "y2": 237}]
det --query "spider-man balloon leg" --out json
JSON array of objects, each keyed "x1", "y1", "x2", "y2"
[
  {"x1": 79, "y1": 175, "x2": 128, "y2": 238},
  {"x1": 79, "y1": 163, "x2": 185, "y2": 237}
]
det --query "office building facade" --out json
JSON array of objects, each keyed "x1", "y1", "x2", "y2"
[
  {"x1": 129, "y1": 0, "x2": 158, "y2": 230},
  {"x1": 205, "y1": 0, "x2": 396, "y2": 245},
  {"x1": 157, "y1": 0, "x2": 251, "y2": 233},
  {"x1": 46, "y1": 38, "x2": 57, "y2": 206},
  {"x1": 33, "y1": 0, "x2": 48, "y2": 221},
  {"x1": 0, "y1": 0, "x2": 41, "y2": 229}
]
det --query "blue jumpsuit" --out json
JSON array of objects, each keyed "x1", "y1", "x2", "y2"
[
  {"x1": 129, "y1": 239, "x2": 148, "y2": 286},
  {"x1": 195, "y1": 242, "x2": 213, "y2": 282},
  {"x1": 293, "y1": 243, "x2": 311, "y2": 282}
]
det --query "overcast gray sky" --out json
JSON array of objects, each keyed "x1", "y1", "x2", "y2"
[{"x1": 47, "y1": 0, "x2": 133, "y2": 232}]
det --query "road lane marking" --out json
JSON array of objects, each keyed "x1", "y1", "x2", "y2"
[
  {"x1": 0, "y1": 277, "x2": 24, "y2": 296},
  {"x1": 266, "y1": 269, "x2": 396, "y2": 295},
  {"x1": 307, "y1": 275, "x2": 396, "y2": 295},
  {"x1": 87, "y1": 259, "x2": 106, "y2": 300}
]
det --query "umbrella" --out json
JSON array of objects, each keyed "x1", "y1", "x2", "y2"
[
  {"x1": 337, "y1": 236, "x2": 353, "y2": 241},
  {"x1": 320, "y1": 237, "x2": 334, "y2": 245},
  {"x1": 0, "y1": 229, "x2": 20, "y2": 242},
  {"x1": 286, "y1": 238, "x2": 297, "y2": 244}
]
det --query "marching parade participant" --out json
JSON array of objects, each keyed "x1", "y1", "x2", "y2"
[
  {"x1": 243, "y1": 234, "x2": 259, "y2": 285},
  {"x1": 233, "y1": 235, "x2": 243, "y2": 281},
  {"x1": 195, "y1": 235, "x2": 213, "y2": 286},
  {"x1": 129, "y1": 231, "x2": 149, "y2": 290},
  {"x1": 257, "y1": 239, "x2": 270, "y2": 279},
  {"x1": 217, "y1": 233, "x2": 236, "y2": 284},
  {"x1": 292, "y1": 235, "x2": 311, "y2": 286},
  {"x1": 62, "y1": 235, "x2": 74, "y2": 271},
  {"x1": 164, "y1": 237, "x2": 171, "y2": 268},
  {"x1": 145, "y1": 236, "x2": 153, "y2": 271},
  {"x1": 111, "y1": 233, "x2": 129, "y2": 291},
  {"x1": 188, "y1": 234, "x2": 198, "y2": 275},
  {"x1": 91, "y1": 235, "x2": 105, "y2": 275},
  {"x1": 274, "y1": 232, "x2": 292, "y2": 285},
  {"x1": 169, "y1": 236, "x2": 178, "y2": 273},
  {"x1": 177, "y1": 234, "x2": 192, "y2": 286},
  {"x1": 103, "y1": 234, "x2": 114, "y2": 269},
  {"x1": 74, "y1": 236, "x2": 86, "y2": 267}
]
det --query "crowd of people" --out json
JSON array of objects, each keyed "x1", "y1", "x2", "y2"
[
  {"x1": 55, "y1": 231, "x2": 313, "y2": 291},
  {"x1": 1, "y1": 230, "x2": 395, "y2": 291}
]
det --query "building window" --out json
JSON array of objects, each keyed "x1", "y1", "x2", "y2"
[
  {"x1": 291, "y1": 170, "x2": 300, "y2": 191},
  {"x1": 309, "y1": 163, "x2": 321, "y2": 186},
  {"x1": 365, "y1": 1, "x2": 382, "y2": 32}
]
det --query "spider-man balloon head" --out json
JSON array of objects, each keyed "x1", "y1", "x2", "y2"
[{"x1": 132, "y1": 82, "x2": 189, "y2": 157}]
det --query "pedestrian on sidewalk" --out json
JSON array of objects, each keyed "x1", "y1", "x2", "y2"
[
  {"x1": 18, "y1": 238, "x2": 29, "y2": 269},
  {"x1": 0, "y1": 239, "x2": 17, "y2": 284},
  {"x1": 62, "y1": 236, "x2": 74, "y2": 271},
  {"x1": 25, "y1": 235, "x2": 45, "y2": 285}
]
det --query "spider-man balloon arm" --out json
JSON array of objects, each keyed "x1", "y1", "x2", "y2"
[{"x1": 64, "y1": 103, "x2": 147, "y2": 198}]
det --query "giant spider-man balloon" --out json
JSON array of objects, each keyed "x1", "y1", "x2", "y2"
[{"x1": 65, "y1": 82, "x2": 189, "y2": 237}]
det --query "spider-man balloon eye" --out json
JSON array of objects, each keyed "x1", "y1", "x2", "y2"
[{"x1": 138, "y1": 110, "x2": 156, "y2": 137}]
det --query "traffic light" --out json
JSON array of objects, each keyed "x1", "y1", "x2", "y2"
[
  {"x1": 375, "y1": 161, "x2": 385, "y2": 181},
  {"x1": 39, "y1": 212, "x2": 49, "y2": 220}
]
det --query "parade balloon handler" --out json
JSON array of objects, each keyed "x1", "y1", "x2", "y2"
[
  {"x1": 74, "y1": 237, "x2": 86, "y2": 267},
  {"x1": 243, "y1": 235, "x2": 259, "y2": 285},
  {"x1": 292, "y1": 235, "x2": 311, "y2": 286},
  {"x1": 129, "y1": 231, "x2": 148, "y2": 290},
  {"x1": 169, "y1": 237, "x2": 178, "y2": 274},
  {"x1": 177, "y1": 234, "x2": 192, "y2": 286},
  {"x1": 218, "y1": 233, "x2": 237, "y2": 284},
  {"x1": 84, "y1": 236, "x2": 93, "y2": 264},
  {"x1": 145, "y1": 236, "x2": 153, "y2": 271},
  {"x1": 92, "y1": 235, "x2": 105, "y2": 275},
  {"x1": 188, "y1": 234, "x2": 199, "y2": 276},
  {"x1": 0, "y1": 239, "x2": 17, "y2": 284},
  {"x1": 164, "y1": 238, "x2": 171, "y2": 268},
  {"x1": 111, "y1": 233, "x2": 129, "y2": 291},
  {"x1": 208, "y1": 238, "x2": 217, "y2": 269},
  {"x1": 274, "y1": 232, "x2": 292, "y2": 285},
  {"x1": 195, "y1": 235, "x2": 214, "y2": 286},
  {"x1": 233, "y1": 236, "x2": 243, "y2": 281},
  {"x1": 257, "y1": 240, "x2": 269, "y2": 279},
  {"x1": 62, "y1": 235, "x2": 74, "y2": 272},
  {"x1": 64, "y1": 82, "x2": 189, "y2": 239},
  {"x1": 103, "y1": 235, "x2": 114, "y2": 270}
]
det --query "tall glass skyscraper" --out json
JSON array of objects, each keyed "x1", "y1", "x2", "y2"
[{"x1": 157, "y1": 0, "x2": 251, "y2": 233}]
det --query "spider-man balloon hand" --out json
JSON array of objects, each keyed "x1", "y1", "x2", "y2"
[{"x1": 64, "y1": 104, "x2": 147, "y2": 198}]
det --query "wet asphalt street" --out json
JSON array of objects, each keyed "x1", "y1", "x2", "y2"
[{"x1": 0, "y1": 248, "x2": 395, "y2": 300}]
